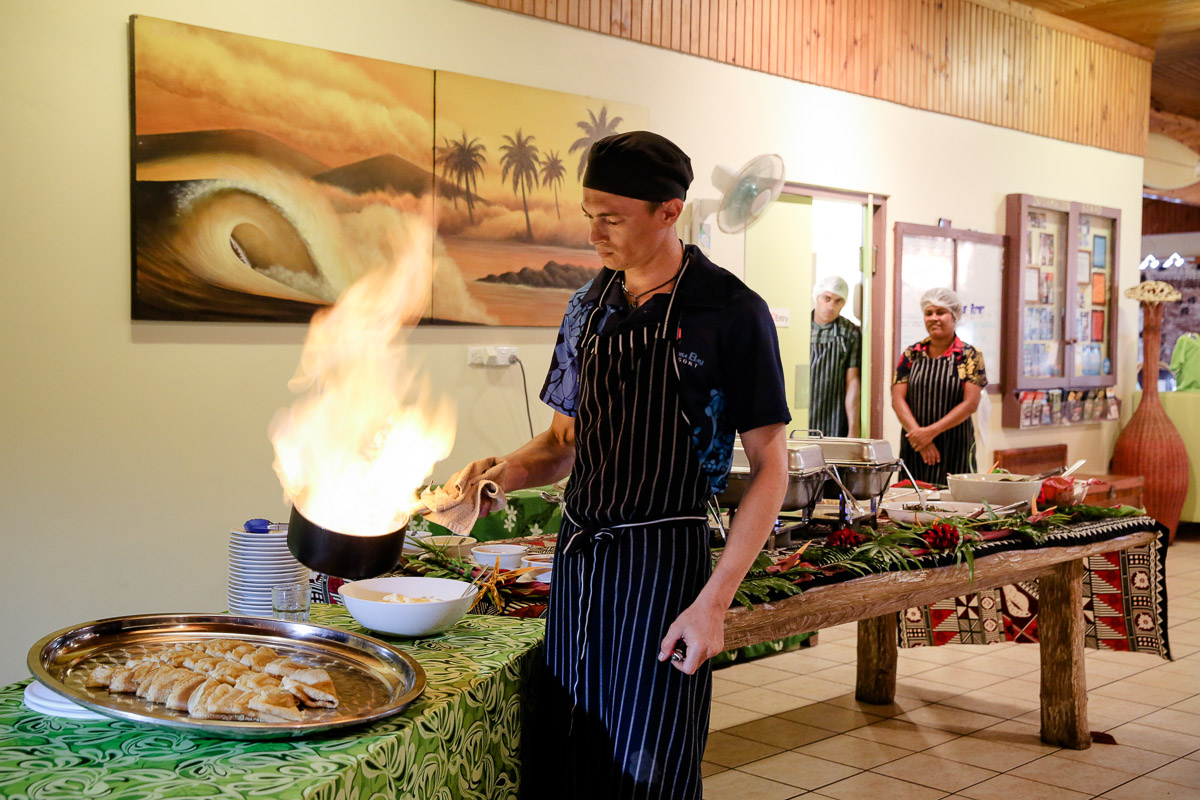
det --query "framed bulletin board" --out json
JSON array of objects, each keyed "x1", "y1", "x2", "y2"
[{"x1": 893, "y1": 222, "x2": 1006, "y2": 390}]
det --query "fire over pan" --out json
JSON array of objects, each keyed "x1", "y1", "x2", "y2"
[{"x1": 287, "y1": 506, "x2": 407, "y2": 580}]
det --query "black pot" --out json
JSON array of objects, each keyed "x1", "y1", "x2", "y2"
[{"x1": 287, "y1": 506, "x2": 407, "y2": 580}]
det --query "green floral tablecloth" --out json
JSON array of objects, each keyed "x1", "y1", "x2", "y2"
[
  {"x1": 408, "y1": 488, "x2": 562, "y2": 542},
  {"x1": 0, "y1": 605, "x2": 545, "y2": 800}
]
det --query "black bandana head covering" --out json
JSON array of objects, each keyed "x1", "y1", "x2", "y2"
[{"x1": 582, "y1": 131, "x2": 693, "y2": 202}]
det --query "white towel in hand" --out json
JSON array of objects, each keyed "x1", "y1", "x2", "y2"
[{"x1": 418, "y1": 459, "x2": 508, "y2": 536}]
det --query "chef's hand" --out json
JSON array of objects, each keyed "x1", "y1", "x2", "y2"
[
  {"x1": 659, "y1": 598, "x2": 724, "y2": 675},
  {"x1": 919, "y1": 442, "x2": 941, "y2": 466},
  {"x1": 905, "y1": 426, "x2": 936, "y2": 451}
]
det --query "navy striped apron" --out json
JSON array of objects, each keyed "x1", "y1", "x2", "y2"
[
  {"x1": 543, "y1": 263, "x2": 712, "y2": 799},
  {"x1": 899, "y1": 354, "x2": 975, "y2": 485},
  {"x1": 809, "y1": 319, "x2": 852, "y2": 437}
]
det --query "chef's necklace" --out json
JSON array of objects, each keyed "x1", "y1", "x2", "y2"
[{"x1": 619, "y1": 262, "x2": 683, "y2": 309}]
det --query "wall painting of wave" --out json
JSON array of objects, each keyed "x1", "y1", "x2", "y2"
[{"x1": 129, "y1": 16, "x2": 647, "y2": 326}]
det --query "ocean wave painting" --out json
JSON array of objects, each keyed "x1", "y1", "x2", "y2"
[{"x1": 130, "y1": 16, "x2": 646, "y2": 326}]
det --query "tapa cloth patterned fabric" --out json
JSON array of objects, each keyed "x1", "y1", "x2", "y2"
[
  {"x1": 898, "y1": 516, "x2": 1171, "y2": 659},
  {"x1": 0, "y1": 605, "x2": 544, "y2": 800}
]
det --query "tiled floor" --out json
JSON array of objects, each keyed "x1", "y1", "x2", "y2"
[{"x1": 703, "y1": 529, "x2": 1200, "y2": 800}]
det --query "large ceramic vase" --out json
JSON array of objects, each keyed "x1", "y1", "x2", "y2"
[{"x1": 1110, "y1": 301, "x2": 1189, "y2": 543}]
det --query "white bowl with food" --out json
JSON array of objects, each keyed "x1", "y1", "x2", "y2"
[
  {"x1": 338, "y1": 576, "x2": 477, "y2": 637},
  {"x1": 881, "y1": 500, "x2": 987, "y2": 525},
  {"x1": 471, "y1": 544, "x2": 528, "y2": 570},
  {"x1": 947, "y1": 473, "x2": 1040, "y2": 507}
]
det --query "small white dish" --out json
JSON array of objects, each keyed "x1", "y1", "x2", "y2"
[
  {"x1": 23, "y1": 682, "x2": 106, "y2": 720},
  {"x1": 881, "y1": 500, "x2": 988, "y2": 525},
  {"x1": 516, "y1": 569, "x2": 552, "y2": 584},
  {"x1": 521, "y1": 554, "x2": 554, "y2": 570},
  {"x1": 471, "y1": 544, "x2": 529, "y2": 570},
  {"x1": 339, "y1": 576, "x2": 477, "y2": 637}
]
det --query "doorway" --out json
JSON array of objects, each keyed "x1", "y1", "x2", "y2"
[{"x1": 743, "y1": 185, "x2": 887, "y2": 438}]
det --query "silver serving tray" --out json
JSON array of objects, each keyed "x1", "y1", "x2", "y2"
[
  {"x1": 787, "y1": 433, "x2": 895, "y2": 464},
  {"x1": 731, "y1": 438, "x2": 826, "y2": 471},
  {"x1": 719, "y1": 466, "x2": 827, "y2": 511},
  {"x1": 27, "y1": 613, "x2": 425, "y2": 740}
]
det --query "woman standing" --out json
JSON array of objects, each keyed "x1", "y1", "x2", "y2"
[{"x1": 892, "y1": 288, "x2": 987, "y2": 484}]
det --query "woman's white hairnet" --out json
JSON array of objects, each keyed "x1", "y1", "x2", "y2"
[
  {"x1": 813, "y1": 275, "x2": 850, "y2": 303},
  {"x1": 920, "y1": 287, "x2": 963, "y2": 321}
]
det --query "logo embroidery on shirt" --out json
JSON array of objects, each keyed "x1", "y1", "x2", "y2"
[{"x1": 677, "y1": 351, "x2": 704, "y2": 368}]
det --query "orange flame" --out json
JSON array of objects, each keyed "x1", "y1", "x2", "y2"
[{"x1": 269, "y1": 221, "x2": 455, "y2": 536}]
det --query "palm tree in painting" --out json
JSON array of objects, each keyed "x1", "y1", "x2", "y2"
[
  {"x1": 436, "y1": 132, "x2": 488, "y2": 223},
  {"x1": 435, "y1": 135, "x2": 461, "y2": 210},
  {"x1": 540, "y1": 150, "x2": 566, "y2": 219},
  {"x1": 569, "y1": 106, "x2": 624, "y2": 180},
  {"x1": 500, "y1": 128, "x2": 540, "y2": 242}
]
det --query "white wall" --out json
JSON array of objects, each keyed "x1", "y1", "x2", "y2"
[{"x1": 0, "y1": 0, "x2": 1144, "y2": 684}]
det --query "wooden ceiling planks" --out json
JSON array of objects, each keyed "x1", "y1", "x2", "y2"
[{"x1": 463, "y1": 0, "x2": 1152, "y2": 155}]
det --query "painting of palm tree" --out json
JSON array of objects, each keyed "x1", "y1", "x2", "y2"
[
  {"x1": 540, "y1": 151, "x2": 566, "y2": 219},
  {"x1": 437, "y1": 132, "x2": 487, "y2": 223},
  {"x1": 432, "y1": 71, "x2": 647, "y2": 325},
  {"x1": 499, "y1": 129, "x2": 540, "y2": 243},
  {"x1": 569, "y1": 106, "x2": 624, "y2": 180}
]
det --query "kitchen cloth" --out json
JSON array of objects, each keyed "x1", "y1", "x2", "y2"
[{"x1": 418, "y1": 458, "x2": 508, "y2": 536}]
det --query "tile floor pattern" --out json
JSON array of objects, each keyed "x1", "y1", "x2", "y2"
[{"x1": 703, "y1": 531, "x2": 1200, "y2": 799}]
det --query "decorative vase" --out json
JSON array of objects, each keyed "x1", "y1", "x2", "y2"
[{"x1": 1110, "y1": 284, "x2": 1188, "y2": 544}]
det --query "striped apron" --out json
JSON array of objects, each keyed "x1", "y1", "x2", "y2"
[
  {"x1": 899, "y1": 354, "x2": 975, "y2": 485},
  {"x1": 809, "y1": 318, "x2": 852, "y2": 437},
  {"x1": 543, "y1": 266, "x2": 712, "y2": 799}
]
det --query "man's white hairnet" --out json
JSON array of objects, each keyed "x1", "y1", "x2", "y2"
[
  {"x1": 920, "y1": 287, "x2": 962, "y2": 321},
  {"x1": 813, "y1": 275, "x2": 849, "y2": 303}
]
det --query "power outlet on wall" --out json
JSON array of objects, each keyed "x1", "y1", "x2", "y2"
[{"x1": 467, "y1": 346, "x2": 519, "y2": 367}]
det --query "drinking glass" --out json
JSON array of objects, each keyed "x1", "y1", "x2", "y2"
[{"x1": 272, "y1": 582, "x2": 310, "y2": 622}]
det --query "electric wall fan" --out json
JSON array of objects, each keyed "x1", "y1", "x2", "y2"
[{"x1": 688, "y1": 153, "x2": 786, "y2": 243}]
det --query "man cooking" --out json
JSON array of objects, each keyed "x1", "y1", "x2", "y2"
[
  {"x1": 445, "y1": 131, "x2": 789, "y2": 798},
  {"x1": 808, "y1": 275, "x2": 861, "y2": 437}
]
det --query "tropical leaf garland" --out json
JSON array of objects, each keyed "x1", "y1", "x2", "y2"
[{"x1": 726, "y1": 503, "x2": 1144, "y2": 607}]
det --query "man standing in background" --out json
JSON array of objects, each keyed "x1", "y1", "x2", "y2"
[{"x1": 809, "y1": 275, "x2": 861, "y2": 437}]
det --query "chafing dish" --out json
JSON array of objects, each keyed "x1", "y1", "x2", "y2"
[
  {"x1": 787, "y1": 432, "x2": 900, "y2": 507},
  {"x1": 717, "y1": 438, "x2": 827, "y2": 513}
]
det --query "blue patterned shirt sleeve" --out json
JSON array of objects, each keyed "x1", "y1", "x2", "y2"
[{"x1": 539, "y1": 281, "x2": 594, "y2": 417}]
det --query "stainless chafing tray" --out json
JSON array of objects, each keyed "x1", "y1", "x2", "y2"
[
  {"x1": 718, "y1": 467, "x2": 827, "y2": 511},
  {"x1": 788, "y1": 432, "x2": 900, "y2": 503},
  {"x1": 730, "y1": 438, "x2": 827, "y2": 472},
  {"x1": 27, "y1": 613, "x2": 425, "y2": 740},
  {"x1": 786, "y1": 434, "x2": 895, "y2": 464}
]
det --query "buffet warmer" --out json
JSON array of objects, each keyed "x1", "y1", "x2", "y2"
[
  {"x1": 787, "y1": 432, "x2": 901, "y2": 519},
  {"x1": 716, "y1": 438, "x2": 828, "y2": 515}
]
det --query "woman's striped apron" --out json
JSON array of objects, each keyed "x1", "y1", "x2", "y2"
[
  {"x1": 543, "y1": 264, "x2": 712, "y2": 799},
  {"x1": 899, "y1": 353, "x2": 975, "y2": 485}
]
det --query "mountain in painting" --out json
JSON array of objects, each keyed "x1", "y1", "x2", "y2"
[
  {"x1": 134, "y1": 129, "x2": 329, "y2": 175},
  {"x1": 314, "y1": 154, "x2": 469, "y2": 203}
]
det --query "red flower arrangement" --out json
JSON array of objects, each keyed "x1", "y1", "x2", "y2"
[
  {"x1": 921, "y1": 522, "x2": 961, "y2": 550},
  {"x1": 825, "y1": 528, "x2": 867, "y2": 548}
]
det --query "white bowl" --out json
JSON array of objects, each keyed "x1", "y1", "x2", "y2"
[
  {"x1": 405, "y1": 534, "x2": 478, "y2": 558},
  {"x1": 471, "y1": 544, "x2": 529, "y2": 570},
  {"x1": 521, "y1": 554, "x2": 554, "y2": 570},
  {"x1": 947, "y1": 473, "x2": 1040, "y2": 506},
  {"x1": 881, "y1": 500, "x2": 987, "y2": 525},
  {"x1": 338, "y1": 576, "x2": 477, "y2": 637}
]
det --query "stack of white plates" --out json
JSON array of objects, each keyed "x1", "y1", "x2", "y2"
[
  {"x1": 23, "y1": 680, "x2": 106, "y2": 721},
  {"x1": 227, "y1": 526, "x2": 310, "y2": 616}
]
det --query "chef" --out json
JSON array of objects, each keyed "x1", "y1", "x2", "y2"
[
  {"x1": 808, "y1": 275, "x2": 861, "y2": 437},
  {"x1": 446, "y1": 131, "x2": 789, "y2": 798}
]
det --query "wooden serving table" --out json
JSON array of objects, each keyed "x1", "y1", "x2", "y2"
[{"x1": 723, "y1": 528, "x2": 1158, "y2": 750}]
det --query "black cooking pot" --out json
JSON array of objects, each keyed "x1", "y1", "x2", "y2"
[{"x1": 287, "y1": 506, "x2": 407, "y2": 580}]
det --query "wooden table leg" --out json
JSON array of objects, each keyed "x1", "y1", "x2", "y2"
[
  {"x1": 1038, "y1": 558, "x2": 1092, "y2": 749},
  {"x1": 856, "y1": 614, "x2": 897, "y2": 704}
]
